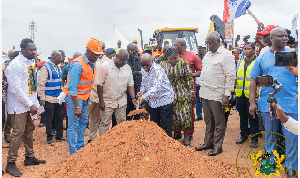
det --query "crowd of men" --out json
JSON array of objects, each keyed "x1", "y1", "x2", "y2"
[{"x1": 1, "y1": 24, "x2": 298, "y2": 177}]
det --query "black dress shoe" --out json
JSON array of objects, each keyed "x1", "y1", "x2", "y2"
[
  {"x1": 38, "y1": 123, "x2": 45, "y2": 127},
  {"x1": 5, "y1": 135, "x2": 11, "y2": 143},
  {"x1": 286, "y1": 170, "x2": 297, "y2": 178},
  {"x1": 172, "y1": 134, "x2": 182, "y2": 140},
  {"x1": 188, "y1": 136, "x2": 193, "y2": 142},
  {"x1": 195, "y1": 116, "x2": 203, "y2": 121},
  {"x1": 63, "y1": 127, "x2": 67, "y2": 130},
  {"x1": 208, "y1": 148, "x2": 223, "y2": 156},
  {"x1": 236, "y1": 137, "x2": 248, "y2": 144},
  {"x1": 56, "y1": 137, "x2": 68, "y2": 142},
  {"x1": 195, "y1": 144, "x2": 214, "y2": 151},
  {"x1": 250, "y1": 139, "x2": 258, "y2": 148}
]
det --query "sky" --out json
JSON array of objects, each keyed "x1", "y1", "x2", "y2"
[{"x1": 2, "y1": 0, "x2": 299, "y2": 61}]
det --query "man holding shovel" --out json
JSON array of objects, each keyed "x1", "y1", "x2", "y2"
[{"x1": 137, "y1": 54, "x2": 174, "y2": 137}]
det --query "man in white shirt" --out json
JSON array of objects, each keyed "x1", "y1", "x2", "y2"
[
  {"x1": 87, "y1": 52, "x2": 109, "y2": 143},
  {"x1": 96, "y1": 49, "x2": 136, "y2": 136},
  {"x1": 5, "y1": 38, "x2": 46, "y2": 177},
  {"x1": 195, "y1": 31, "x2": 236, "y2": 156}
]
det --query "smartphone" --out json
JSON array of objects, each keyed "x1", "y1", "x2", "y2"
[
  {"x1": 256, "y1": 75, "x2": 273, "y2": 87},
  {"x1": 237, "y1": 35, "x2": 240, "y2": 38},
  {"x1": 274, "y1": 51, "x2": 297, "y2": 67}
]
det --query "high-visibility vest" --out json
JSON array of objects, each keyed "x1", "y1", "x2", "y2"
[
  {"x1": 236, "y1": 59, "x2": 256, "y2": 98},
  {"x1": 114, "y1": 47, "x2": 123, "y2": 54},
  {"x1": 44, "y1": 62, "x2": 62, "y2": 97},
  {"x1": 63, "y1": 56, "x2": 96, "y2": 100}
]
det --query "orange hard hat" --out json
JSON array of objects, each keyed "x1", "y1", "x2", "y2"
[
  {"x1": 132, "y1": 39, "x2": 138, "y2": 43},
  {"x1": 85, "y1": 38, "x2": 103, "y2": 54}
]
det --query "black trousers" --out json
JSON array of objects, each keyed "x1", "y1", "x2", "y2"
[
  {"x1": 111, "y1": 113, "x2": 117, "y2": 128},
  {"x1": 149, "y1": 103, "x2": 173, "y2": 137},
  {"x1": 45, "y1": 101, "x2": 64, "y2": 140},
  {"x1": 237, "y1": 94, "x2": 259, "y2": 140},
  {"x1": 126, "y1": 100, "x2": 140, "y2": 121}
]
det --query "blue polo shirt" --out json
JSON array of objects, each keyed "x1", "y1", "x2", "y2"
[
  {"x1": 250, "y1": 47, "x2": 298, "y2": 114},
  {"x1": 68, "y1": 54, "x2": 95, "y2": 97}
]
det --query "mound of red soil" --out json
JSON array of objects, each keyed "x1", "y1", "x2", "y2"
[{"x1": 43, "y1": 120, "x2": 237, "y2": 178}]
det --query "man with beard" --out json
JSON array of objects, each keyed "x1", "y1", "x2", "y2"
[
  {"x1": 249, "y1": 27, "x2": 298, "y2": 178},
  {"x1": 5, "y1": 38, "x2": 46, "y2": 177}
]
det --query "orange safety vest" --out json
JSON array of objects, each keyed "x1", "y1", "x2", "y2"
[
  {"x1": 138, "y1": 48, "x2": 143, "y2": 57},
  {"x1": 63, "y1": 56, "x2": 96, "y2": 100}
]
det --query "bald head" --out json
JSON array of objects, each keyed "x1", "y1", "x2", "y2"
[
  {"x1": 127, "y1": 43, "x2": 138, "y2": 60},
  {"x1": 175, "y1": 38, "x2": 186, "y2": 47},
  {"x1": 73, "y1": 52, "x2": 81, "y2": 59},
  {"x1": 141, "y1": 53, "x2": 152, "y2": 63},
  {"x1": 207, "y1": 31, "x2": 221, "y2": 41},
  {"x1": 141, "y1": 53, "x2": 153, "y2": 72},
  {"x1": 118, "y1": 49, "x2": 128, "y2": 57},
  {"x1": 8, "y1": 49, "x2": 15, "y2": 55},
  {"x1": 8, "y1": 49, "x2": 16, "y2": 60},
  {"x1": 51, "y1": 50, "x2": 62, "y2": 65},
  {"x1": 127, "y1": 43, "x2": 138, "y2": 51},
  {"x1": 270, "y1": 27, "x2": 286, "y2": 38},
  {"x1": 174, "y1": 38, "x2": 187, "y2": 55},
  {"x1": 270, "y1": 27, "x2": 289, "y2": 50}
]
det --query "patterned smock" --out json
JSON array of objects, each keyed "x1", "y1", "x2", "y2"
[{"x1": 160, "y1": 58, "x2": 194, "y2": 131}]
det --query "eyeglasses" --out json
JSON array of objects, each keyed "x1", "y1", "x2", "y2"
[{"x1": 128, "y1": 50, "x2": 138, "y2": 55}]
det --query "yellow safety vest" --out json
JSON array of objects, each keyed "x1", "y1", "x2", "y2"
[{"x1": 236, "y1": 59, "x2": 256, "y2": 98}]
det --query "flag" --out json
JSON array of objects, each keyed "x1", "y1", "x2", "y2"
[
  {"x1": 205, "y1": 20, "x2": 214, "y2": 40},
  {"x1": 291, "y1": 14, "x2": 298, "y2": 42},
  {"x1": 223, "y1": 0, "x2": 251, "y2": 23}
]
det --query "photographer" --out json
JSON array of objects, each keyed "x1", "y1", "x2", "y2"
[{"x1": 249, "y1": 27, "x2": 298, "y2": 178}]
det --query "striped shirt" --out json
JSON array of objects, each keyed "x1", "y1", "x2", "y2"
[{"x1": 140, "y1": 63, "x2": 174, "y2": 108}]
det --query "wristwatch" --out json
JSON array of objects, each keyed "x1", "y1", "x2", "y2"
[
  {"x1": 132, "y1": 97, "x2": 136, "y2": 100},
  {"x1": 75, "y1": 106, "x2": 80, "y2": 109}
]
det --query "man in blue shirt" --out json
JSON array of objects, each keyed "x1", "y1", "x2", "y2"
[
  {"x1": 249, "y1": 27, "x2": 298, "y2": 178},
  {"x1": 63, "y1": 38, "x2": 103, "y2": 155}
]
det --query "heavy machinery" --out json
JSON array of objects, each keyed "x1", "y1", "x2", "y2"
[{"x1": 151, "y1": 27, "x2": 199, "y2": 53}]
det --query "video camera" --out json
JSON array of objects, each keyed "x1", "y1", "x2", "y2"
[{"x1": 256, "y1": 75, "x2": 282, "y2": 117}]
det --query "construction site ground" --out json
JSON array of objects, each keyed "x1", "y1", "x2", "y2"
[{"x1": 1, "y1": 110, "x2": 289, "y2": 178}]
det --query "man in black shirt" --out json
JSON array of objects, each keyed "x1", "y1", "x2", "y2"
[{"x1": 126, "y1": 43, "x2": 142, "y2": 120}]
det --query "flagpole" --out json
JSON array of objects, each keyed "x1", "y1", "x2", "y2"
[{"x1": 246, "y1": 9, "x2": 264, "y2": 29}]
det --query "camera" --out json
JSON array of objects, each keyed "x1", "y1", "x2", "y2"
[{"x1": 256, "y1": 76, "x2": 282, "y2": 117}]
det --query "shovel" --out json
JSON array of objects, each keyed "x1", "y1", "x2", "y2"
[{"x1": 127, "y1": 101, "x2": 148, "y2": 116}]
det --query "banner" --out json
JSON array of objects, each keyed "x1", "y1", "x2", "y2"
[{"x1": 225, "y1": 20, "x2": 234, "y2": 47}]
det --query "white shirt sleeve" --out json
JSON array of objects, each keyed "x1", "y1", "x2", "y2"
[
  {"x1": 284, "y1": 116, "x2": 298, "y2": 135},
  {"x1": 6, "y1": 63, "x2": 33, "y2": 107}
]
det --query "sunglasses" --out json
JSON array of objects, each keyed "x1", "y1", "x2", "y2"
[{"x1": 128, "y1": 50, "x2": 138, "y2": 55}]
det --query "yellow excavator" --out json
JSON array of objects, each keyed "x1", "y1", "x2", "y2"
[
  {"x1": 138, "y1": 27, "x2": 199, "y2": 53},
  {"x1": 152, "y1": 27, "x2": 199, "y2": 53}
]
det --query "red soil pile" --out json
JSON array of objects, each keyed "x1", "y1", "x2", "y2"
[{"x1": 43, "y1": 120, "x2": 237, "y2": 178}]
